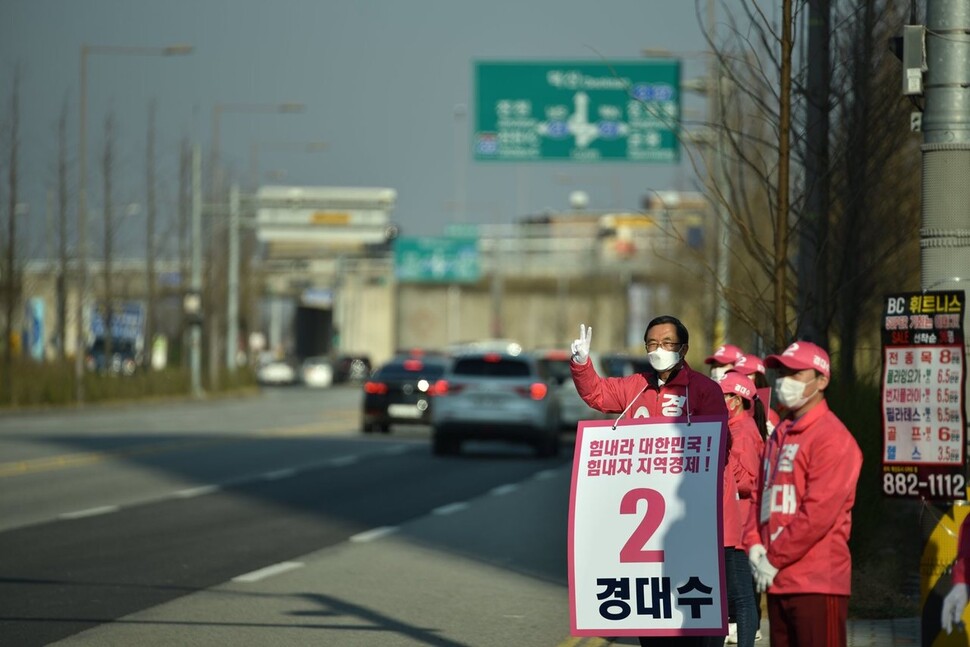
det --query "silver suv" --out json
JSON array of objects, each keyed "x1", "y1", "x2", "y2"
[{"x1": 430, "y1": 351, "x2": 561, "y2": 457}]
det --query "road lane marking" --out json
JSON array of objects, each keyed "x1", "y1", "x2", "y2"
[
  {"x1": 261, "y1": 468, "x2": 298, "y2": 481},
  {"x1": 490, "y1": 484, "x2": 519, "y2": 496},
  {"x1": 174, "y1": 485, "x2": 222, "y2": 498},
  {"x1": 350, "y1": 526, "x2": 399, "y2": 542},
  {"x1": 232, "y1": 561, "x2": 304, "y2": 583},
  {"x1": 432, "y1": 502, "x2": 469, "y2": 516},
  {"x1": 534, "y1": 469, "x2": 560, "y2": 480},
  {"x1": 59, "y1": 505, "x2": 120, "y2": 520},
  {"x1": 328, "y1": 455, "x2": 359, "y2": 467}
]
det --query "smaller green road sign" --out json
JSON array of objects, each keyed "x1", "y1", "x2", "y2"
[
  {"x1": 474, "y1": 59, "x2": 681, "y2": 163},
  {"x1": 394, "y1": 237, "x2": 480, "y2": 283}
]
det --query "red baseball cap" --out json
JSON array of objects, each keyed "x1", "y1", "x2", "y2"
[
  {"x1": 704, "y1": 344, "x2": 745, "y2": 365},
  {"x1": 765, "y1": 341, "x2": 831, "y2": 378},
  {"x1": 717, "y1": 371, "x2": 757, "y2": 401},
  {"x1": 731, "y1": 353, "x2": 766, "y2": 376}
]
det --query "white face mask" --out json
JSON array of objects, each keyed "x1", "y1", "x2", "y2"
[
  {"x1": 648, "y1": 348, "x2": 680, "y2": 372},
  {"x1": 775, "y1": 375, "x2": 817, "y2": 410},
  {"x1": 710, "y1": 366, "x2": 728, "y2": 380}
]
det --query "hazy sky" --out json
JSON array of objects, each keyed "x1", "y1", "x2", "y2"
[{"x1": 1, "y1": 0, "x2": 721, "y2": 256}]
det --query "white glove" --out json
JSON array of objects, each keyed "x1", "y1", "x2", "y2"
[
  {"x1": 942, "y1": 583, "x2": 968, "y2": 634},
  {"x1": 753, "y1": 555, "x2": 779, "y2": 593},
  {"x1": 571, "y1": 324, "x2": 592, "y2": 365},
  {"x1": 748, "y1": 544, "x2": 767, "y2": 575}
]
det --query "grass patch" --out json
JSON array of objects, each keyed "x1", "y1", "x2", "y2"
[{"x1": 0, "y1": 359, "x2": 257, "y2": 409}]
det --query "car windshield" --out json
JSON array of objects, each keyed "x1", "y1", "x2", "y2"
[
  {"x1": 452, "y1": 357, "x2": 531, "y2": 377},
  {"x1": 376, "y1": 362, "x2": 446, "y2": 380}
]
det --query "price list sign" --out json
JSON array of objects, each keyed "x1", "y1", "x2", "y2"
[{"x1": 881, "y1": 291, "x2": 967, "y2": 500}]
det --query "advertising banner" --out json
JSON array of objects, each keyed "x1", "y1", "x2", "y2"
[
  {"x1": 881, "y1": 291, "x2": 966, "y2": 500},
  {"x1": 569, "y1": 417, "x2": 727, "y2": 638}
]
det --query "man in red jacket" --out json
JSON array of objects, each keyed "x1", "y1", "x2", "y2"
[
  {"x1": 570, "y1": 315, "x2": 730, "y2": 647},
  {"x1": 743, "y1": 341, "x2": 862, "y2": 647}
]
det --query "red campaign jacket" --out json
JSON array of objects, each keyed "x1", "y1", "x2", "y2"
[
  {"x1": 728, "y1": 413, "x2": 763, "y2": 531},
  {"x1": 742, "y1": 399, "x2": 863, "y2": 595},
  {"x1": 570, "y1": 359, "x2": 738, "y2": 544}
]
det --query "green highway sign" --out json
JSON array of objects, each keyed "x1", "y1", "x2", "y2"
[
  {"x1": 394, "y1": 236, "x2": 480, "y2": 283},
  {"x1": 474, "y1": 60, "x2": 681, "y2": 163}
]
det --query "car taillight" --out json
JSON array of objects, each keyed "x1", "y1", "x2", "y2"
[
  {"x1": 364, "y1": 381, "x2": 388, "y2": 395},
  {"x1": 431, "y1": 380, "x2": 466, "y2": 396},
  {"x1": 515, "y1": 382, "x2": 548, "y2": 400}
]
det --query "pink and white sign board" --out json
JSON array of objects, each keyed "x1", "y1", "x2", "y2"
[{"x1": 568, "y1": 417, "x2": 727, "y2": 638}]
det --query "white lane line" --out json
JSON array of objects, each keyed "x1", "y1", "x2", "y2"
[
  {"x1": 490, "y1": 484, "x2": 519, "y2": 496},
  {"x1": 534, "y1": 469, "x2": 559, "y2": 480},
  {"x1": 174, "y1": 485, "x2": 221, "y2": 498},
  {"x1": 432, "y1": 502, "x2": 469, "y2": 516},
  {"x1": 350, "y1": 526, "x2": 399, "y2": 543},
  {"x1": 328, "y1": 455, "x2": 359, "y2": 467},
  {"x1": 59, "y1": 505, "x2": 120, "y2": 520},
  {"x1": 380, "y1": 445, "x2": 410, "y2": 456},
  {"x1": 232, "y1": 561, "x2": 304, "y2": 583},
  {"x1": 262, "y1": 468, "x2": 298, "y2": 481}
]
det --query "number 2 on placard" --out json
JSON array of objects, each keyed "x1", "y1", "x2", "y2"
[{"x1": 619, "y1": 487, "x2": 665, "y2": 563}]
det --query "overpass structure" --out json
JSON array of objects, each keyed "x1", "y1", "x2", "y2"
[{"x1": 17, "y1": 188, "x2": 715, "y2": 371}]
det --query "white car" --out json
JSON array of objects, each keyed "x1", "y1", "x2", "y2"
[
  {"x1": 257, "y1": 357, "x2": 298, "y2": 385},
  {"x1": 430, "y1": 351, "x2": 561, "y2": 457},
  {"x1": 301, "y1": 356, "x2": 334, "y2": 388}
]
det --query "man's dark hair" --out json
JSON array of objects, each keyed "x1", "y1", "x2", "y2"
[{"x1": 643, "y1": 315, "x2": 690, "y2": 345}]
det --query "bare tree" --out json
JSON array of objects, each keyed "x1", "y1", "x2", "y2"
[
  {"x1": 685, "y1": 0, "x2": 920, "y2": 373},
  {"x1": 2, "y1": 65, "x2": 22, "y2": 401}
]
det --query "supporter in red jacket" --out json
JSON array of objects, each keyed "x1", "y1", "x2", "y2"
[
  {"x1": 718, "y1": 371, "x2": 768, "y2": 645},
  {"x1": 729, "y1": 353, "x2": 781, "y2": 435},
  {"x1": 704, "y1": 343, "x2": 745, "y2": 381},
  {"x1": 569, "y1": 315, "x2": 729, "y2": 647},
  {"x1": 743, "y1": 341, "x2": 862, "y2": 647}
]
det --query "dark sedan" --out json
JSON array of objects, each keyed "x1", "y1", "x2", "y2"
[{"x1": 361, "y1": 354, "x2": 449, "y2": 433}]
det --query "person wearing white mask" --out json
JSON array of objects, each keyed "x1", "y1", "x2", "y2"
[
  {"x1": 704, "y1": 343, "x2": 745, "y2": 381},
  {"x1": 742, "y1": 341, "x2": 863, "y2": 647},
  {"x1": 570, "y1": 315, "x2": 728, "y2": 647}
]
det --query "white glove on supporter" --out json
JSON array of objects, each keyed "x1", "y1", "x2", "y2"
[
  {"x1": 748, "y1": 544, "x2": 767, "y2": 575},
  {"x1": 942, "y1": 583, "x2": 969, "y2": 634},
  {"x1": 571, "y1": 324, "x2": 592, "y2": 365},
  {"x1": 748, "y1": 544, "x2": 777, "y2": 593}
]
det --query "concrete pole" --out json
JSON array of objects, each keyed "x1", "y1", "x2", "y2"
[
  {"x1": 920, "y1": 0, "x2": 970, "y2": 295},
  {"x1": 920, "y1": 3, "x2": 970, "y2": 645},
  {"x1": 226, "y1": 183, "x2": 239, "y2": 371}
]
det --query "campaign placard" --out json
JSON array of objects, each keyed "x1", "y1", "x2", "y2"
[
  {"x1": 881, "y1": 291, "x2": 967, "y2": 500},
  {"x1": 568, "y1": 417, "x2": 727, "y2": 637}
]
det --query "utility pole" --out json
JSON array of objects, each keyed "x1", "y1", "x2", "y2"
[
  {"x1": 190, "y1": 145, "x2": 203, "y2": 398},
  {"x1": 909, "y1": 1, "x2": 970, "y2": 644},
  {"x1": 226, "y1": 184, "x2": 239, "y2": 372}
]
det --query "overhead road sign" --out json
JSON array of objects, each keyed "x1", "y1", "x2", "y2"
[
  {"x1": 394, "y1": 237, "x2": 480, "y2": 283},
  {"x1": 474, "y1": 60, "x2": 681, "y2": 163}
]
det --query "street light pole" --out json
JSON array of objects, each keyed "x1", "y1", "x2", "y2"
[
  {"x1": 208, "y1": 102, "x2": 305, "y2": 377},
  {"x1": 74, "y1": 42, "x2": 192, "y2": 403}
]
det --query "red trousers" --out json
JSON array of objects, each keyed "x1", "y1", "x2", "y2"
[{"x1": 767, "y1": 593, "x2": 848, "y2": 647}]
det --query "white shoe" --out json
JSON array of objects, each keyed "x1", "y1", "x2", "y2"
[
  {"x1": 755, "y1": 628, "x2": 763, "y2": 641},
  {"x1": 725, "y1": 622, "x2": 738, "y2": 644}
]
